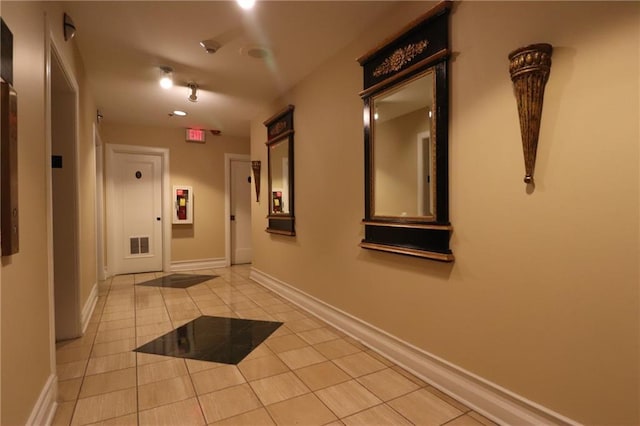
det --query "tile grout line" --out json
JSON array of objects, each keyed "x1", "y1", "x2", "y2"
[
  {"x1": 181, "y1": 271, "x2": 215, "y2": 424},
  {"x1": 66, "y1": 276, "x2": 111, "y2": 425},
  {"x1": 133, "y1": 272, "x2": 145, "y2": 426}
]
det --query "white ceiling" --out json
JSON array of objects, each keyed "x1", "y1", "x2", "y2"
[{"x1": 63, "y1": 1, "x2": 398, "y2": 138}]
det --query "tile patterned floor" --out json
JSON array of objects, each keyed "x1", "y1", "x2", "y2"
[{"x1": 53, "y1": 265, "x2": 498, "y2": 426}]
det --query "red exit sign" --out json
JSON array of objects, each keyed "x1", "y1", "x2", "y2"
[{"x1": 185, "y1": 128, "x2": 206, "y2": 143}]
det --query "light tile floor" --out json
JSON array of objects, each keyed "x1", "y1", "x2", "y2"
[{"x1": 53, "y1": 265, "x2": 498, "y2": 426}]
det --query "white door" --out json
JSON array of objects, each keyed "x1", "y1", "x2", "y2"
[
  {"x1": 231, "y1": 160, "x2": 252, "y2": 264},
  {"x1": 111, "y1": 152, "x2": 163, "y2": 273}
]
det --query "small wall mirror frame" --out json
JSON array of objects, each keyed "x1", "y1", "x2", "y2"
[
  {"x1": 358, "y1": 1, "x2": 453, "y2": 262},
  {"x1": 265, "y1": 105, "x2": 295, "y2": 236}
]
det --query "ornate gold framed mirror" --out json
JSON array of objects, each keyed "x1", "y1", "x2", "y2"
[
  {"x1": 358, "y1": 1, "x2": 453, "y2": 261},
  {"x1": 264, "y1": 105, "x2": 295, "y2": 236}
]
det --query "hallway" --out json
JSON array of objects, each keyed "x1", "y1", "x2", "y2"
[{"x1": 52, "y1": 265, "x2": 495, "y2": 425}]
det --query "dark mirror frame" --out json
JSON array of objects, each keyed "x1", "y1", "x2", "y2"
[
  {"x1": 265, "y1": 105, "x2": 295, "y2": 236},
  {"x1": 358, "y1": 1, "x2": 453, "y2": 261}
]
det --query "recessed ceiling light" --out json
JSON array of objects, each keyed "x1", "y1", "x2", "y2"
[
  {"x1": 237, "y1": 0, "x2": 255, "y2": 10},
  {"x1": 172, "y1": 110, "x2": 187, "y2": 117},
  {"x1": 240, "y1": 45, "x2": 272, "y2": 60}
]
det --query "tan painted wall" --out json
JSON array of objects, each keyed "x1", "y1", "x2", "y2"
[
  {"x1": 0, "y1": 4, "x2": 50, "y2": 424},
  {"x1": 100, "y1": 124, "x2": 249, "y2": 262},
  {"x1": 1, "y1": 2, "x2": 97, "y2": 423},
  {"x1": 251, "y1": 2, "x2": 639, "y2": 424}
]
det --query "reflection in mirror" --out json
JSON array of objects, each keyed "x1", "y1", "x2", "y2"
[
  {"x1": 373, "y1": 70, "x2": 434, "y2": 219},
  {"x1": 358, "y1": 1, "x2": 452, "y2": 261},
  {"x1": 269, "y1": 139, "x2": 290, "y2": 214}
]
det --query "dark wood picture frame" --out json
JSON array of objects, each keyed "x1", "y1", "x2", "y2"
[
  {"x1": 264, "y1": 105, "x2": 295, "y2": 236},
  {"x1": 358, "y1": 2, "x2": 453, "y2": 261},
  {"x1": 1, "y1": 18, "x2": 18, "y2": 256}
]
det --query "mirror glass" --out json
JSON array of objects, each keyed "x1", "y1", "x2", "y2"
[
  {"x1": 269, "y1": 138, "x2": 290, "y2": 215},
  {"x1": 372, "y1": 69, "x2": 435, "y2": 219}
]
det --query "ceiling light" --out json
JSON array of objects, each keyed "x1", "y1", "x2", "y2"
[
  {"x1": 159, "y1": 66, "x2": 173, "y2": 89},
  {"x1": 172, "y1": 110, "x2": 187, "y2": 117},
  {"x1": 237, "y1": 0, "x2": 256, "y2": 10},
  {"x1": 199, "y1": 39, "x2": 221, "y2": 54},
  {"x1": 187, "y1": 83, "x2": 198, "y2": 103},
  {"x1": 240, "y1": 45, "x2": 272, "y2": 60}
]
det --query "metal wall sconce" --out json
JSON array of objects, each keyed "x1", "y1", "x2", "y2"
[
  {"x1": 251, "y1": 161, "x2": 261, "y2": 202},
  {"x1": 63, "y1": 13, "x2": 76, "y2": 41},
  {"x1": 509, "y1": 43, "x2": 553, "y2": 184}
]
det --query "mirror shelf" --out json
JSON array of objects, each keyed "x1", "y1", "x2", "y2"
[
  {"x1": 358, "y1": 1, "x2": 453, "y2": 262},
  {"x1": 264, "y1": 105, "x2": 295, "y2": 236}
]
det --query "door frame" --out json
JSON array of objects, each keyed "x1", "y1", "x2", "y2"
[
  {"x1": 105, "y1": 144, "x2": 171, "y2": 275},
  {"x1": 224, "y1": 153, "x2": 250, "y2": 266},
  {"x1": 94, "y1": 124, "x2": 106, "y2": 281},
  {"x1": 45, "y1": 34, "x2": 81, "y2": 343},
  {"x1": 416, "y1": 130, "x2": 431, "y2": 216}
]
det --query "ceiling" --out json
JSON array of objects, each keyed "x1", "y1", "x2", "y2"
[{"x1": 63, "y1": 1, "x2": 398, "y2": 138}]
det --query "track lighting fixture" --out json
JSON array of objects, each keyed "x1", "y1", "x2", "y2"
[
  {"x1": 187, "y1": 82, "x2": 198, "y2": 102},
  {"x1": 159, "y1": 66, "x2": 173, "y2": 89}
]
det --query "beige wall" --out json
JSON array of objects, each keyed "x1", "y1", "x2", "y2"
[
  {"x1": 1, "y1": 2, "x2": 97, "y2": 423},
  {"x1": 100, "y1": 124, "x2": 249, "y2": 262},
  {"x1": 251, "y1": 2, "x2": 639, "y2": 425}
]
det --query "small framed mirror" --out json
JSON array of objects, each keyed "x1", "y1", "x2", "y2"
[
  {"x1": 265, "y1": 105, "x2": 295, "y2": 236},
  {"x1": 358, "y1": 1, "x2": 453, "y2": 261}
]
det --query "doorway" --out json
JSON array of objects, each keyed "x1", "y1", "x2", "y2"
[
  {"x1": 106, "y1": 145, "x2": 170, "y2": 275},
  {"x1": 50, "y1": 47, "x2": 81, "y2": 341},
  {"x1": 225, "y1": 154, "x2": 252, "y2": 265}
]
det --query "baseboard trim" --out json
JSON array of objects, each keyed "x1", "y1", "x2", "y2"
[
  {"x1": 26, "y1": 374, "x2": 57, "y2": 426},
  {"x1": 170, "y1": 258, "x2": 227, "y2": 272},
  {"x1": 249, "y1": 267, "x2": 580, "y2": 426},
  {"x1": 81, "y1": 282, "x2": 98, "y2": 334}
]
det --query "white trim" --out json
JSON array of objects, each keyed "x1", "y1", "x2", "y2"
[
  {"x1": 170, "y1": 258, "x2": 227, "y2": 271},
  {"x1": 94, "y1": 125, "x2": 106, "y2": 281},
  {"x1": 224, "y1": 153, "x2": 251, "y2": 267},
  {"x1": 26, "y1": 374, "x2": 57, "y2": 426},
  {"x1": 249, "y1": 267, "x2": 581, "y2": 426},
  {"x1": 106, "y1": 144, "x2": 171, "y2": 274},
  {"x1": 44, "y1": 10, "x2": 56, "y2": 391},
  {"x1": 46, "y1": 19, "x2": 82, "y2": 350},
  {"x1": 416, "y1": 130, "x2": 430, "y2": 216},
  {"x1": 81, "y1": 283, "x2": 98, "y2": 334}
]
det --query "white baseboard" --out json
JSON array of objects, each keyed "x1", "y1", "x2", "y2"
[
  {"x1": 250, "y1": 267, "x2": 580, "y2": 426},
  {"x1": 171, "y1": 258, "x2": 227, "y2": 272},
  {"x1": 26, "y1": 374, "x2": 57, "y2": 426},
  {"x1": 81, "y1": 282, "x2": 98, "y2": 334}
]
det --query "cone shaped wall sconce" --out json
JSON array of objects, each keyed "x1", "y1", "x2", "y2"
[
  {"x1": 251, "y1": 161, "x2": 261, "y2": 202},
  {"x1": 509, "y1": 43, "x2": 552, "y2": 184}
]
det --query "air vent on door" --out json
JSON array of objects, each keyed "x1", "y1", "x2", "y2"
[{"x1": 130, "y1": 236, "x2": 150, "y2": 255}]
